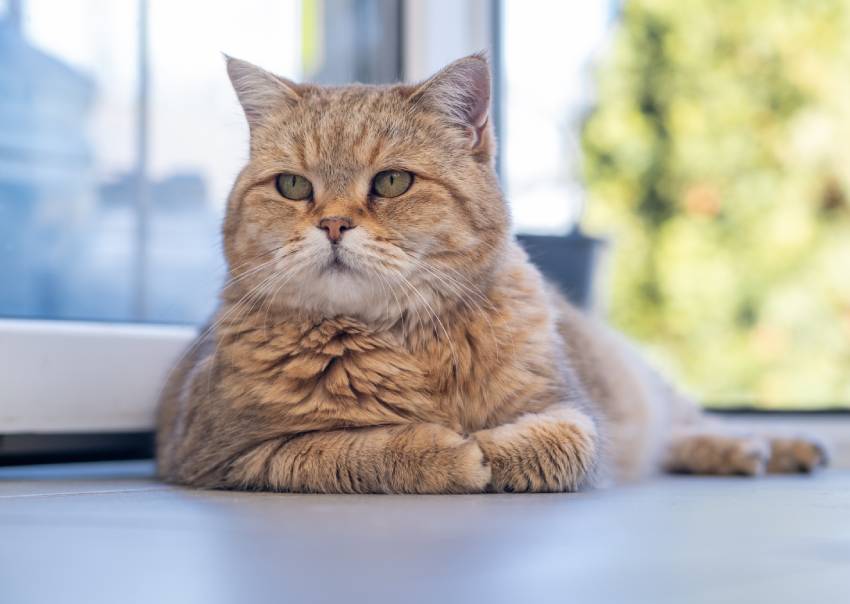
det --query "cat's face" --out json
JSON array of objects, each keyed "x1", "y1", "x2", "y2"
[{"x1": 222, "y1": 55, "x2": 508, "y2": 323}]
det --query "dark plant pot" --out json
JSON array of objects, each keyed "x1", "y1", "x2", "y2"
[{"x1": 516, "y1": 230, "x2": 607, "y2": 311}]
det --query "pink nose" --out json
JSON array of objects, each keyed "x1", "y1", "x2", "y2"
[{"x1": 318, "y1": 216, "x2": 354, "y2": 243}]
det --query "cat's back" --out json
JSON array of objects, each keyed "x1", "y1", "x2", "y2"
[{"x1": 155, "y1": 323, "x2": 216, "y2": 478}]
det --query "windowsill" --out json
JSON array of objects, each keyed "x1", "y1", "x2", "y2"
[{"x1": 0, "y1": 319, "x2": 194, "y2": 433}]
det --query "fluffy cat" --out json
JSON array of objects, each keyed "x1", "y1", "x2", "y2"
[{"x1": 156, "y1": 54, "x2": 827, "y2": 493}]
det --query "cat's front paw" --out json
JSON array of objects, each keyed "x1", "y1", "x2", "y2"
[
  {"x1": 401, "y1": 424, "x2": 491, "y2": 493},
  {"x1": 474, "y1": 408, "x2": 598, "y2": 493},
  {"x1": 448, "y1": 435, "x2": 493, "y2": 492},
  {"x1": 767, "y1": 435, "x2": 829, "y2": 473}
]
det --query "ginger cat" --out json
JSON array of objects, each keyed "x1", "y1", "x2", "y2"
[{"x1": 156, "y1": 55, "x2": 826, "y2": 493}]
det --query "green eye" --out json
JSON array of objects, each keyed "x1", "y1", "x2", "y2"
[
  {"x1": 275, "y1": 173, "x2": 313, "y2": 200},
  {"x1": 372, "y1": 170, "x2": 413, "y2": 198}
]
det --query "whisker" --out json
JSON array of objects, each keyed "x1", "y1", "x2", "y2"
[
  {"x1": 386, "y1": 265, "x2": 460, "y2": 373},
  {"x1": 406, "y1": 258, "x2": 504, "y2": 363},
  {"x1": 260, "y1": 257, "x2": 312, "y2": 339},
  {"x1": 158, "y1": 248, "x2": 290, "y2": 395},
  {"x1": 204, "y1": 270, "x2": 283, "y2": 396}
]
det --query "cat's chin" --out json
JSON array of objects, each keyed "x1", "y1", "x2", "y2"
[{"x1": 287, "y1": 266, "x2": 400, "y2": 323}]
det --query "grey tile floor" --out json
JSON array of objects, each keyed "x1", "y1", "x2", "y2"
[{"x1": 1, "y1": 461, "x2": 849, "y2": 604}]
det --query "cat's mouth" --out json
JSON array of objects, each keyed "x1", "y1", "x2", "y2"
[{"x1": 325, "y1": 248, "x2": 353, "y2": 273}]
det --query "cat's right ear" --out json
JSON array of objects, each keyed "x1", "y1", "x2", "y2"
[{"x1": 224, "y1": 55, "x2": 301, "y2": 129}]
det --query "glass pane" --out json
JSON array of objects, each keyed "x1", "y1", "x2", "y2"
[
  {"x1": 143, "y1": 0, "x2": 302, "y2": 323},
  {"x1": 1, "y1": 1, "x2": 138, "y2": 321},
  {"x1": 502, "y1": 2, "x2": 613, "y2": 234},
  {"x1": 503, "y1": 0, "x2": 850, "y2": 409},
  {"x1": 1, "y1": 0, "x2": 396, "y2": 324}
]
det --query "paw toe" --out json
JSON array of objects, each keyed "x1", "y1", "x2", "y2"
[{"x1": 453, "y1": 439, "x2": 492, "y2": 491}]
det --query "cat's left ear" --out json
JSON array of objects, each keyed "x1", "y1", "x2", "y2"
[
  {"x1": 225, "y1": 54, "x2": 301, "y2": 130},
  {"x1": 410, "y1": 53, "x2": 491, "y2": 149}
]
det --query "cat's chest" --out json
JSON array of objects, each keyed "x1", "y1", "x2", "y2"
[{"x1": 222, "y1": 319, "x2": 443, "y2": 425}]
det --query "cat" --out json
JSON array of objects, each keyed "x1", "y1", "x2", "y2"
[{"x1": 156, "y1": 54, "x2": 827, "y2": 493}]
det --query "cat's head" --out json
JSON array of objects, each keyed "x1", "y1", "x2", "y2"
[{"x1": 222, "y1": 54, "x2": 509, "y2": 323}]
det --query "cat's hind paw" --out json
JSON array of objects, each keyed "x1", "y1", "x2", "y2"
[
  {"x1": 767, "y1": 435, "x2": 829, "y2": 473},
  {"x1": 664, "y1": 433, "x2": 770, "y2": 476}
]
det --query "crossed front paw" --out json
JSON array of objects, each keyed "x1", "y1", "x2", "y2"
[
  {"x1": 394, "y1": 423, "x2": 491, "y2": 493},
  {"x1": 474, "y1": 408, "x2": 598, "y2": 493}
]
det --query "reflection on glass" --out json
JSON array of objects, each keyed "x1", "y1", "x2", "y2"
[
  {"x1": 1, "y1": 0, "x2": 402, "y2": 324},
  {"x1": 0, "y1": 0, "x2": 303, "y2": 323}
]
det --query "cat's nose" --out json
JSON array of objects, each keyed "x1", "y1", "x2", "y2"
[{"x1": 318, "y1": 216, "x2": 354, "y2": 244}]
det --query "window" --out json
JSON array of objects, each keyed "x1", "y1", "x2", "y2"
[
  {"x1": 0, "y1": 0, "x2": 401, "y2": 324},
  {"x1": 503, "y1": 0, "x2": 850, "y2": 410}
]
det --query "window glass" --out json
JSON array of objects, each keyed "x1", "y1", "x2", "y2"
[
  {"x1": 502, "y1": 2, "x2": 613, "y2": 234},
  {"x1": 0, "y1": 0, "x2": 378, "y2": 324}
]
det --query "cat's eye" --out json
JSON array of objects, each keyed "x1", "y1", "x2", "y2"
[
  {"x1": 275, "y1": 173, "x2": 313, "y2": 201},
  {"x1": 372, "y1": 170, "x2": 413, "y2": 198}
]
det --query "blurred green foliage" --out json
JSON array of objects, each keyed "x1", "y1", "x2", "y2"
[{"x1": 581, "y1": 0, "x2": 850, "y2": 408}]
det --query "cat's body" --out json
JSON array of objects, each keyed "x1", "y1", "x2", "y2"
[{"x1": 156, "y1": 55, "x2": 825, "y2": 493}]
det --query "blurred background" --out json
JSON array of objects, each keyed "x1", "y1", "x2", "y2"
[{"x1": 1, "y1": 0, "x2": 848, "y2": 411}]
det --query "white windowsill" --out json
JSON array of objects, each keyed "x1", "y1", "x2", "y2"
[{"x1": 0, "y1": 319, "x2": 195, "y2": 433}]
